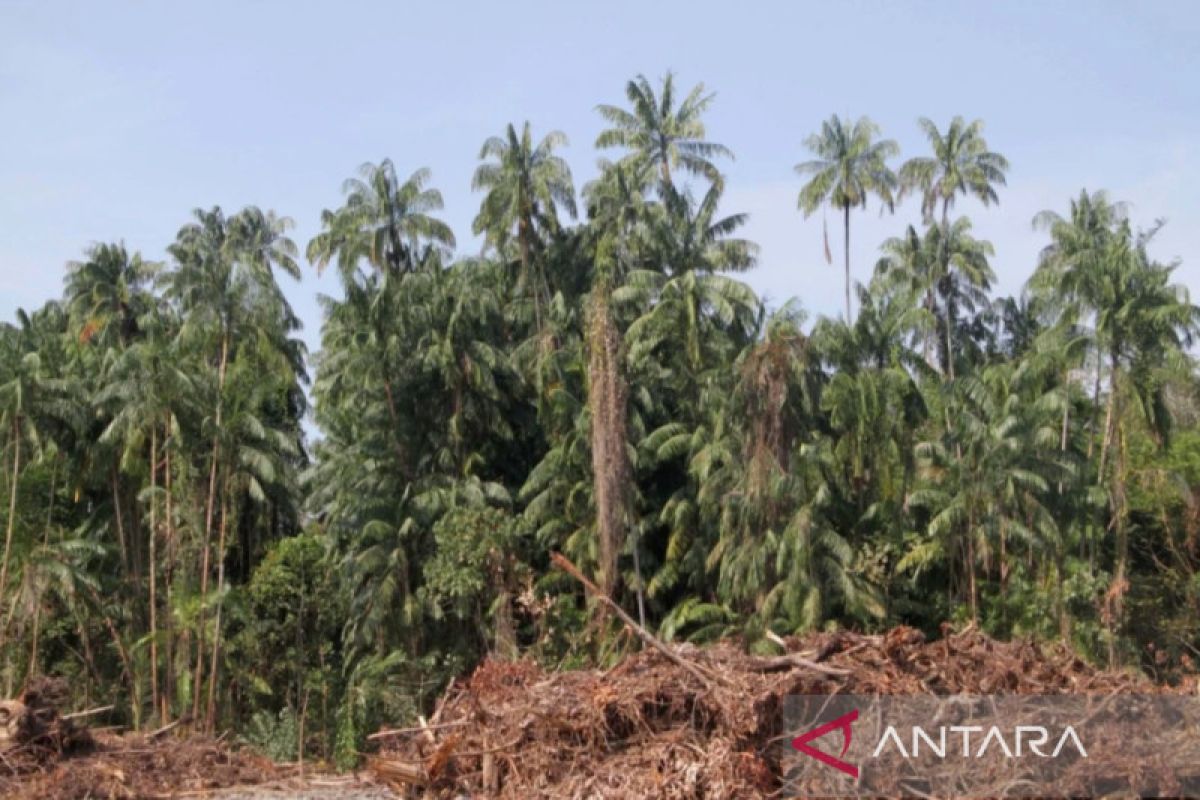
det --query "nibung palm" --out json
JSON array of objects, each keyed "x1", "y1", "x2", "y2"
[
  {"x1": 796, "y1": 115, "x2": 899, "y2": 324},
  {"x1": 472, "y1": 122, "x2": 577, "y2": 332},
  {"x1": 596, "y1": 72, "x2": 732, "y2": 192}
]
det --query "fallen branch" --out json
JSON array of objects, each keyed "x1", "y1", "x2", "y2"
[
  {"x1": 368, "y1": 719, "x2": 468, "y2": 741},
  {"x1": 147, "y1": 718, "x2": 183, "y2": 739},
  {"x1": 61, "y1": 705, "x2": 114, "y2": 722}
]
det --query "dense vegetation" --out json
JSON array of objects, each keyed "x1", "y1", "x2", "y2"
[{"x1": 2, "y1": 73, "x2": 1198, "y2": 765}]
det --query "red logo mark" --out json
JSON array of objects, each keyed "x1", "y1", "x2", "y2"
[{"x1": 791, "y1": 708, "x2": 860, "y2": 779}]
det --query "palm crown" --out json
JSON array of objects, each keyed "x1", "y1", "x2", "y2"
[{"x1": 596, "y1": 72, "x2": 732, "y2": 191}]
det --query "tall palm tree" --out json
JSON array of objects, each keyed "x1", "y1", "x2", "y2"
[
  {"x1": 899, "y1": 116, "x2": 1009, "y2": 227},
  {"x1": 1031, "y1": 215, "x2": 1199, "y2": 660},
  {"x1": 307, "y1": 160, "x2": 455, "y2": 283},
  {"x1": 1030, "y1": 189, "x2": 1128, "y2": 463},
  {"x1": 596, "y1": 72, "x2": 732, "y2": 192},
  {"x1": 795, "y1": 115, "x2": 899, "y2": 323},
  {"x1": 96, "y1": 311, "x2": 195, "y2": 723},
  {"x1": 899, "y1": 117, "x2": 1006, "y2": 380},
  {"x1": 472, "y1": 122, "x2": 577, "y2": 330},
  {"x1": 164, "y1": 205, "x2": 302, "y2": 725}
]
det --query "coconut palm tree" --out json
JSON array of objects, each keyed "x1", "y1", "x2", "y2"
[
  {"x1": 596, "y1": 72, "x2": 733, "y2": 192},
  {"x1": 795, "y1": 115, "x2": 899, "y2": 323}
]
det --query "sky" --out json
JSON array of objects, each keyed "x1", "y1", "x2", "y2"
[{"x1": 2, "y1": 0, "x2": 1198, "y2": 368}]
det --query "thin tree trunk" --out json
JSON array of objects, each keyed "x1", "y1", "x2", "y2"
[
  {"x1": 520, "y1": 217, "x2": 542, "y2": 336},
  {"x1": 0, "y1": 418, "x2": 21, "y2": 634},
  {"x1": 1108, "y1": 355, "x2": 1128, "y2": 668},
  {"x1": 922, "y1": 291, "x2": 936, "y2": 369},
  {"x1": 1087, "y1": 350, "x2": 1102, "y2": 462},
  {"x1": 967, "y1": 519, "x2": 978, "y2": 623},
  {"x1": 194, "y1": 331, "x2": 229, "y2": 720},
  {"x1": 843, "y1": 204, "x2": 852, "y2": 323},
  {"x1": 940, "y1": 202, "x2": 955, "y2": 382},
  {"x1": 944, "y1": 303, "x2": 956, "y2": 382},
  {"x1": 26, "y1": 461, "x2": 57, "y2": 681},
  {"x1": 205, "y1": 492, "x2": 230, "y2": 731},
  {"x1": 111, "y1": 470, "x2": 129, "y2": 579},
  {"x1": 1098, "y1": 382, "x2": 1115, "y2": 487},
  {"x1": 163, "y1": 439, "x2": 175, "y2": 723},
  {"x1": 149, "y1": 424, "x2": 160, "y2": 725}
]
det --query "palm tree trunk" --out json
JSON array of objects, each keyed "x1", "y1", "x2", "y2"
[
  {"x1": 843, "y1": 204, "x2": 852, "y2": 323},
  {"x1": 27, "y1": 460, "x2": 57, "y2": 683},
  {"x1": 944, "y1": 303, "x2": 956, "y2": 382},
  {"x1": 587, "y1": 283, "x2": 631, "y2": 607},
  {"x1": 1098, "y1": 381, "x2": 1115, "y2": 486},
  {"x1": 940, "y1": 201, "x2": 955, "y2": 382},
  {"x1": 149, "y1": 424, "x2": 159, "y2": 724},
  {"x1": 163, "y1": 438, "x2": 175, "y2": 723},
  {"x1": 0, "y1": 418, "x2": 21, "y2": 626},
  {"x1": 519, "y1": 217, "x2": 543, "y2": 335},
  {"x1": 111, "y1": 469, "x2": 130, "y2": 578},
  {"x1": 194, "y1": 331, "x2": 229, "y2": 720},
  {"x1": 1087, "y1": 350, "x2": 1102, "y2": 462},
  {"x1": 205, "y1": 492, "x2": 229, "y2": 732},
  {"x1": 967, "y1": 513, "x2": 978, "y2": 623},
  {"x1": 922, "y1": 291, "x2": 936, "y2": 368},
  {"x1": 1107, "y1": 354, "x2": 1128, "y2": 667}
]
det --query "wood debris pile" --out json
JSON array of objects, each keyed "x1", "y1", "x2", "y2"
[
  {"x1": 371, "y1": 625, "x2": 1195, "y2": 799},
  {"x1": 0, "y1": 677, "x2": 285, "y2": 799}
]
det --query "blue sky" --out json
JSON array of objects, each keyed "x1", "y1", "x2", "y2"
[{"x1": 3, "y1": 0, "x2": 1198, "y2": 364}]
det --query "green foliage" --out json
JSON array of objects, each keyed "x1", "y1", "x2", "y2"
[{"x1": 3, "y1": 74, "x2": 1200, "y2": 769}]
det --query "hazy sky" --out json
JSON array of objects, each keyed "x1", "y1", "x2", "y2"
[{"x1": 3, "y1": 0, "x2": 1198, "y2": 364}]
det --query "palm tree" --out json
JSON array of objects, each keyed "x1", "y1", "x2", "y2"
[
  {"x1": 596, "y1": 72, "x2": 733, "y2": 192},
  {"x1": 1031, "y1": 214, "x2": 1199, "y2": 660},
  {"x1": 1031, "y1": 190, "x2": 1128, "y2": 461},
  {"x1": 96, "y1": 311, "x2": 195, "y2": 723},
  {"x1": 876, "y1": 219, "x2": 995, "y2": 379},
  {"x1": 307, "y1": 160, "x2": 455, "y2": 283},
  {"x1": 0, "y1": 307, "x2": 78, "y2": 634},
  {"x1": 651, "y1": 182, "x2": 758, "y2": 278},
  {"x1": 907, "y1": 361, "x2": 1067, "y2": 622},
  {"x1": 64, "y1": 242, "x2": 157, "y2": 347},
  {"x1": 900, "y1": 116, "x2": 1008, "y2": 225},
  {"x1": 164, "y1": 205, "x2": 302, "y2": 725},
  {"x1": 472, "y1": 122, "x2": 577, "y2": 331},
  {"x1": 795, "y1": 115, "x2": 899, "y2": 323}
]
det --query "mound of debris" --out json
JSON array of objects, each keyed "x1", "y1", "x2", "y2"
[
  {"x1": 1, "y1": 731, "x2": 284, "y2": 800},
  {"x1": 0, "y1": 677, "x2": 288, "y2": 800},
  {"x1": 370, "y1": 624, "x2": 1194, "y2": 799},
  {"x1": 0, "y1": 677, "x2": 94, "y2": 770}
]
